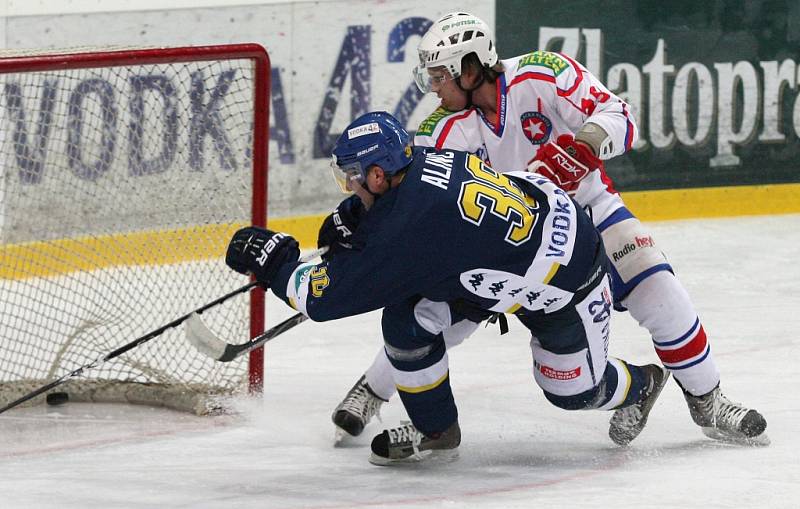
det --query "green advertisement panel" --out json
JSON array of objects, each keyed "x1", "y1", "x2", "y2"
[{"x1": 497, "y1": 0, "x2": 800, "y2": 191}]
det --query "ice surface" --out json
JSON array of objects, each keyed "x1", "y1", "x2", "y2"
[{"x1": 1, "y1": 214, "x2": 798, "y2": 508}]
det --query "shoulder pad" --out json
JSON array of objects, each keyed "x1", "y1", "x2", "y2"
[
  {"x1": 516, "y1": 51, "x2": 571, "y2": 77},
  {"x1": 416, "y1": 106, "x2": 460, "y2": 137}
]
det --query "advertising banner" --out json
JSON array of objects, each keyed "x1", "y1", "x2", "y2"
[
  {"x1": 498, "y1": 0, "x2": 800, "y2": 191},
  {"x1": 1, "y1": 1, "x2": 495, "y2": 220}
]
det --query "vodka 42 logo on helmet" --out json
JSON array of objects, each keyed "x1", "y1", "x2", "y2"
[{"x1": 347, "y1": 122, "x2": 381, "y2": 139}]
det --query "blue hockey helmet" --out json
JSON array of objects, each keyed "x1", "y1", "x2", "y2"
[{"x1": 330, "y1": 111, "x2": 413, "y2": 193}]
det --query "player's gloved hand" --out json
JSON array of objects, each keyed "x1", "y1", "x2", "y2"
[
  {"x1": 317, "y1": 194, "x2": 365, "y2": 260},
  {"x1": 528, "y1": 134, "x2": 603, "y2": 194},
  {"x1": 226, "y1": 226, "x2": 300, "y2": 287}
]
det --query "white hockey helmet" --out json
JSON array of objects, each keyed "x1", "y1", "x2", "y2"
[{"x1": 414, "y1": 12, "x2": 498, "y2": 93}]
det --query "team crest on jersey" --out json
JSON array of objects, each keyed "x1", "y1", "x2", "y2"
[
  {"x1": 520, "y1": 112, "x2": 552, "y2": 145},
  {"x1": 310, "y1": 267, "x2": 330, "y2": 297}
]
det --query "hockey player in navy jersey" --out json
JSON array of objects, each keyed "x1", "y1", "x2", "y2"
[
  {"x1": 328, "y1": 12, "x2": 766, "y2": 447},
  {"x1": 226, "y1": 111, "x2": 672, "y2": 464}
]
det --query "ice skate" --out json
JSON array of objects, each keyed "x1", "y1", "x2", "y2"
[
  {"x1": 369, "y1": 421, "x2": 461, "y2": 466},
  {"x1": 332, "y1": 375, "x2": 385, "y2": 443},
  {"x1": 683, "y1": 385, "x2": 769, "y2": 446},
  {"x1": 609, "y1": 364, "x2": 670, "y2": 446}
]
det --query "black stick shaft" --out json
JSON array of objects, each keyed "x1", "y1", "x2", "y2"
[
  {"x1": 0, "y1": 280, "x2": 258, "y2": 415},
  {"x1": 218, "y1": 312, "x2": 308, "y2": 362},
  {"x1": 0, "y1": 246, "x2": 326, "y2": 415}
]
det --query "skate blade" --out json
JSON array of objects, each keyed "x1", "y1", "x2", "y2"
[
  {"x1": 608, "y1": 370, "x2": 672, "y2": 446},
  {"x1": 702, "y1": 427, "x2": 771, "y2": 447},
  {"x1": 333, "y1": 426, "x2": 353, "y2": 447},
  {"x1": 368, "y1": 448, "x2": 459, "y2": 467}
]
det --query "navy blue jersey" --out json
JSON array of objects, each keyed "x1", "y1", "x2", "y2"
[{"x1": 272, "y1": 148, "x2": 601, "y2": 322}]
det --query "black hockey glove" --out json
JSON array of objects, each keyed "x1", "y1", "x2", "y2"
[
  {"x1": 226, "y1": 226, "x2": 300, "y2": 287},
  {"x1": 317, "y1": 194, "x2": 365, "y2": 260}
]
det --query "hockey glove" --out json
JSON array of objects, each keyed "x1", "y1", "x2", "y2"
[
  {"x1": 317, "y1": 194, "x2": 364, "y2": 260},
  {"x1": 226, "y1": 226, "x2": 300, "y2": 287},
  {"x1": 528, "y1": 134, "x2": 603, "y2": 194}
]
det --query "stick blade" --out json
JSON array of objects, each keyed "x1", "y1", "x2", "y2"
[{"x1": 185, "y1": 313, "x2": 228, "y2": 361}]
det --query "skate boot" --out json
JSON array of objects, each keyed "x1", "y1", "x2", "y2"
[
  {"x1": 369, "y1": 421, "x2": 461, "y2": 466},
  {"x1": 609, "y1": 364, "x2": 670, "y2": 446},
  {"x1": 683, "y1": 384, "x2": 768, "y2": 445},
  {"x1": 332, "y1": 375, "x2": 385, "y2": 441}
]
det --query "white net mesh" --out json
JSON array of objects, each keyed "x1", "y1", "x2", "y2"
[{"x1": 0, "y1": 46, "x2": 267, "y2": 414}]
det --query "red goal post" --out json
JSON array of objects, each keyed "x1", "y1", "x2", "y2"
[{"x1": 0, "y1": 43, "x2": 270, "y2": 413}]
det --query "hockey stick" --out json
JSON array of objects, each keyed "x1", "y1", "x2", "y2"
[
  {"x1": 186, "y1": 311, "x2": 308, "y2": 362},
  {"x1": 185, "y1": 247, "x2": 328, "y2": 363},
  {"x1": 0, "y1": 247, "x2": 325, "y2": 415}
]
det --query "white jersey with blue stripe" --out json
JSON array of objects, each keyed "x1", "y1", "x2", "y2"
[{"x1": 414, "y1": 50, "x2": 639, "y2": 226}]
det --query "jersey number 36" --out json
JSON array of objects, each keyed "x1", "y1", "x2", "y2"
[{"x1": 458, "y1": 155, "x2": 539, "y2": 246}]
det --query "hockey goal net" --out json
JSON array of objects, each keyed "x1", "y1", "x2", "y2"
[{"x1": 0, "y1": 44, "x2": 269, "y2": 414}]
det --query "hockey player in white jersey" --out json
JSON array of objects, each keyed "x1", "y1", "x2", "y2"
[
  {"x1": 326, "y1": 11, "x2": 767, "y2": 446},
  {"x1": 229, "y1": 111, "x2": 677, "y2": 464}
]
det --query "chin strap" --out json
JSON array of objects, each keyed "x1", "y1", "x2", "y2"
[
  {"x1": 381, "y1": 166, "x2": 409, "y2": 193},
  {"x1": 456, "y1": 70, "x2": 487, "y2": 109}
]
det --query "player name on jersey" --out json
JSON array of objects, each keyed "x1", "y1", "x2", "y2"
[{"x1": 420, "y1": 151, "x2": 455, "y2": 190}]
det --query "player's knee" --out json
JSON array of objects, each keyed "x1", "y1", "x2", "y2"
[
  {"x1": 383, "y1": 300, "x2": 434, "y2": 345},
  {"x1": 381, "y1": 299, "x2": 447, "y2": 369},
  {"x1": 542, "y1": 385, "x2": 602, "y2": 410}
]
